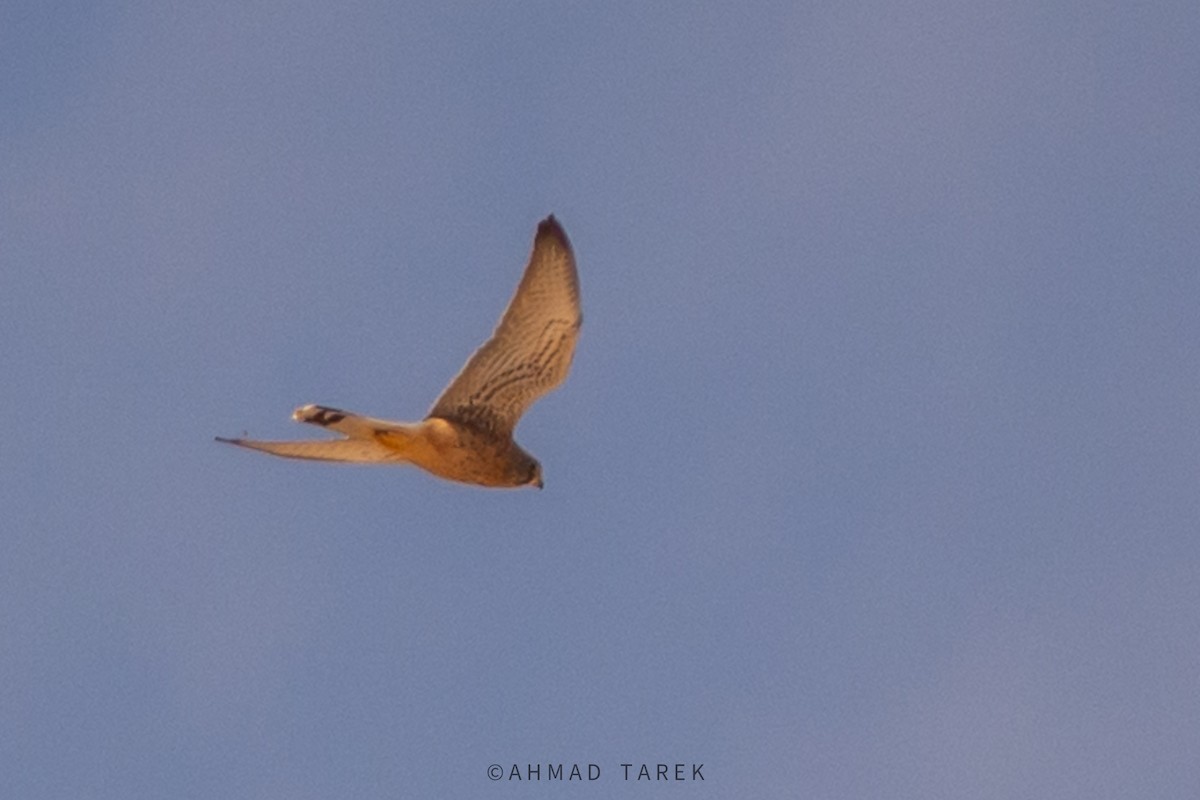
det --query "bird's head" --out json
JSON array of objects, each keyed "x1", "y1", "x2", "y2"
[
  {"x1": 525, "y1": 460, "x2": 544, "y2": 490},
  {"x1": 506, "y1": 445, "x2": 544, "y2": 490}
]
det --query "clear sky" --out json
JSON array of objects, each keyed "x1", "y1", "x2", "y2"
[{"x1": 3, "y1": 2, "x2": 1198, "y2": 797}]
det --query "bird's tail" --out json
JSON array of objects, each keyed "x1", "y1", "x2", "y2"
[{"x1": 292, "y1": 404, "x2": 414, "y2": 440}]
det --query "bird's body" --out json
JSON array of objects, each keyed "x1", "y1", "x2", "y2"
[{"x1": 217, "y1": 216, "x2": 580, "y2": 489}]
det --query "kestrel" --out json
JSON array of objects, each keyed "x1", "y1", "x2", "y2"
[{"x1": 217, "y1": 215, "x2": 581, "y2": 489}]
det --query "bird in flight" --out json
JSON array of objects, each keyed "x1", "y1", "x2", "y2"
[{"x1": 217, "y1": 215, "x2": 581, "y2": 489}]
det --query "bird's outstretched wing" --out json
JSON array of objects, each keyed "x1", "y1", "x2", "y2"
[
  {"x1": 214, "y1": 436, "x2": 402, "y2": 463},
  {"x1": 215, "y1": 405, "x2": 410, "y2": 463},
  {"x1": 427, "y1": 215, "x2": 582, "y2": 435}
]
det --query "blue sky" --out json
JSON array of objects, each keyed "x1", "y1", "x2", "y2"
[{"x1": 2, "y1": 2, "x2": 1198, "y2": 797}]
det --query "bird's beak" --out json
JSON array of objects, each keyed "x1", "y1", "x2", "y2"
[{"x1": 534, "y1": 476, "x2": 544, "y2": 490}]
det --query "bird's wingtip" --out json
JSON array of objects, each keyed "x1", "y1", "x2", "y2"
[{"x1": 536, "y1": 214, "x2": 571, "y2": 251}]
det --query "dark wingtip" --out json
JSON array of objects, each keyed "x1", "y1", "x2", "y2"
[{"x1": 536, "y1": 214, "x2": 571, "y2": 251}]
